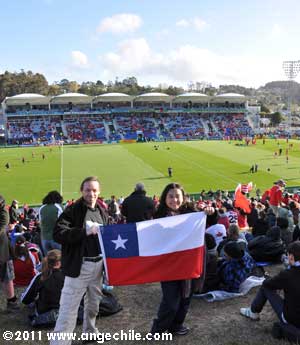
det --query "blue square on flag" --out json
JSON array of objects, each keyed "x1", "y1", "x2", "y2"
[{"x1": 100, "y1": 223, "x2": 139, "y2": 258}]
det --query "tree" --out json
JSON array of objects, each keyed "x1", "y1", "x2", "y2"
[
  {"x1": 0, "y1": 70, "x2": 49, "y2": 102},
  {"x1": 68, "y1": 81, "x2": 80, "y2": 93},
  {"x1": 270, "y1": 111, "x2": 283, "y2": 125},
  {"x1": 260, "y1": 104, "x2": 271, "y2": 113}
]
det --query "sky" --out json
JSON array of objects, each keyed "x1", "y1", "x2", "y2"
[{"x1": 1, "y1": 0, "x2": 300, "y2": 89}]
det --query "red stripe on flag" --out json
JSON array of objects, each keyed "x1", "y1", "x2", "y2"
[{"x1": 106, "y1": 246, "x2": 205, "y2": 286}]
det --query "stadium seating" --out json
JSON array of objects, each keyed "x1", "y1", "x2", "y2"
[{"x1": 5, "y1": 111, "x2": 254, "y2": 144}]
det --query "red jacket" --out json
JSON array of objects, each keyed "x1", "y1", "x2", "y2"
[
  {"x1": 269, "y1": 185, "x2": 283, "y2": 206},
  {"x1": 13, "y1": 256, "x2": 36, "y2": 286}
]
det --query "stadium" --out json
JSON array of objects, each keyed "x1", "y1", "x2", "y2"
[
  {"x1": 2, "y1": 90, "x2": 299, "y2": 204},
  {"x1": 2, "y1": 2, "x2": 300, "y2": 344}
]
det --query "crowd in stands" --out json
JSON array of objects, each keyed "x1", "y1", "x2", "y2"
[
  {"x1": 64, "y1": 115, "x2": 107, "y2": 141},
  {"x1": 1, "y1": 178, "x2": 300, "y2": 341},
  {"x1": 211, "y1": 114, "x2": 254, "y2": 139},
  {"x1": 7, "y1": 117, "x2": 64, "y2": 144},
  {"x1": 161, "y1": 114, "x2": 205, "y2": 139},
  {"x1": 5, "y1": 112, "x2": 254, "y2": 144},
  {"x1": 115, "y1": 114, "x2": 158, "y2": 140}
]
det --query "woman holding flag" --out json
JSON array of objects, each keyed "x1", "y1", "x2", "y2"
[{"x1": 151, "y1": 183, "x2": 213, "y2": 336}]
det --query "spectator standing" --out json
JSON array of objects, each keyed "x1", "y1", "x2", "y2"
[
  {"x1": 269, "y1": 179, "x2": 286, "y2": 216},
  {"x1": 0, "y1": 195, "x2": 18, "y2": 311},
  {"x1": 121, "y1": 183, "x2": 155, "y2": 223},
  {"x1": 108, "y1": 195, "x2": 121, "y2": 222},
  {"x1": 50, "y1": 176, "x2": 108, "y2": 345},
  {"x1": 39, "y1": 191, "x2": 63, "y2": 255},
  {"x1": 150, "y1": 183, "x2": 196, "y2": 336},
  {"x1": 9, "y1": 200, "x2": 19, "y2": 225}
]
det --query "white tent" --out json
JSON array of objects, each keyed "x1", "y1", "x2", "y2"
[
  {"x1": 50, "y1": 93, "x2": 92, "y2": 104},
  {"x1": 134, "y1": 92, "x2": 173, "y2": 103},
  {"x1": 211, "y1": 93, "x2": 247, "y2": 103},
  {"x1": 4, "y1": 93, "x2": 51, "y2": 106},
  {"x1": 173, "y1": 92, "x2": 209, "y2": 103},
  {"x1": 92, "y1": 93, "x2": 133, "y2": 103}
]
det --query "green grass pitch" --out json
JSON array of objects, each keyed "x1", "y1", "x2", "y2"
[{"x1": 1, "y1": 139, "x2": 300, "y2": 205}]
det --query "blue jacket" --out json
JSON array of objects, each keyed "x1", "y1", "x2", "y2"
[{"x1": 218, "y1": 252, "x2": 255, "y2": 292}]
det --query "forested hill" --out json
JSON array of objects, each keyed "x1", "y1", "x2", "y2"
[{"x1": 1, "y1": 70, "x2": 299, "y2": 105}]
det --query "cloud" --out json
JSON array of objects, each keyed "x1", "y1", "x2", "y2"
[
  {"x1": 71, "y1": 51, "x2": 89, "y2": 68},
  {"x1": 176, "y1": 19, "x2": 190, "y2": 28},
  {"x1": 99, "y1": 38, "x2": 285, "y2": 87},
  {"x1": 176, "y1": 17, "x2": 208, "y2": 31},
  {"x1": 97, "y1": 13, "x2": 142, "y2": 35},
  {"x1": 192, "y1": 17, "x2": 208, "y2": 32},
  {"x1": 270, "y1": 24, "x2": 284, "y2": 38},
  {"x1": 101, "y1": 38, "x2": 154, "y2": 72}
]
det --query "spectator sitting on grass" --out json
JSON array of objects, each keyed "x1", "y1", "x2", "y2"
[
  {"x1": 252, "y1": 210, "x2": 269, "y2": 237},
  {"x1": 206, "y1": 209, "x2": 227, "y2": 247},
  {"x1": 217, "y1": 241, "x2": 255, "y2": 293},
  {"x1": 218, "y1": 207, "x2": 230, "y2": 231},
  {"x1": 13, "y1": 236, "x2": 38, "y2": 286},
  {"x1": 200, "y1": 233, "x2": 220, "y2": 293},
  {"x1": 21, "y1": 249, "x2": 65, "y2": 327},
  {"x1": 240, "y1": 241, "x2": 300, "y2": 342},
  {"x1": 10, "y1": 223, "x2": 26, "y2": 247},
  {"x1": 277, "y1": 217, "x2": 292, "y2": 248},
  {"x1": 248, "y1": 226, "x2": 285, "y2": 263},
  {"x1": 217, "y1": 224, "x2": 248, "y2": 258}
]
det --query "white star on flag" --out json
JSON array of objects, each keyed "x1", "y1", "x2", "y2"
[{"x1": 111, "y1": 234, "x2": 128, "y2": 250}]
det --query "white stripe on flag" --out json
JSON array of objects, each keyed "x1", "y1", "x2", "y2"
[{"x1": 136, "y1": 212, "x2": 206, "y2": 256}]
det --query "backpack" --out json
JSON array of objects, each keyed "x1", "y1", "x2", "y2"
[{"x1": 98, "y1": 290, "x2": 123, "y2": 317}]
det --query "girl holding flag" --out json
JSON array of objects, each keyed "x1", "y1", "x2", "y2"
[{"x1": 151, "y1": 183, "x2": 213, "y2": 336}]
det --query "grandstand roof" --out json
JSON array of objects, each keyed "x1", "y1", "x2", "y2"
[
  {"x1": 92, "y1": 93, "x2": 133, "y2": 103},
  {"x1": 212, "y1": 93, "x2": 247, "y2": 103},
  {"x1": 173, "y1": 92, "x2": 209, "y2": 103},
  {"x1": 215, "y1": 93, "x2": 246, "y2": 98},
  {"x1": 9, "y1": 93, "x2": 45, "y2": 99},
  {"x1": 134, "y1": 92, "x2": 172, "y2": 102},
  {"x1": 50, "y1": 93, "x2": 93, "y2": 104},
  {"x1": 4, "y1": 93, "x2": 51, "y2": 105}
]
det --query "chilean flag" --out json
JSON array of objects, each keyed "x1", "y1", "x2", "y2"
[{"x1": 98, "y1": 212, "x2": 206, "y2": 286}]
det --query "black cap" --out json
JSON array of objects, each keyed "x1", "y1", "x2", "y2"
[{"x1": 224, "y1": 241, "x2": 244, "y2": 259}]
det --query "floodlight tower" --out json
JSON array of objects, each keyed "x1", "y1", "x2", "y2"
[{"x1": 282, "y1": 60, "x2": 300, "y2": 137}]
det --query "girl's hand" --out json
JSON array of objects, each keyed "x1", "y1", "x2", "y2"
[{"x1": 204, "y1": 206, "x2": 215, "y2": 215}]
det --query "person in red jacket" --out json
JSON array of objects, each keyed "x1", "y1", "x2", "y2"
[
  {"x1": 269, "y1": 179, "x2": 286, "y2": 216},
  {"x1": 13, "y1": 236, "x2": 37, "y2": 286}
]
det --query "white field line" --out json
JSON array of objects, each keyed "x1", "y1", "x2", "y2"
[
  {"x1": 60, "y1": 143, "x2": 63, "y2": 195},
  {"x1": 167, "y1": 149, "x2": 239, "y2": 184}
]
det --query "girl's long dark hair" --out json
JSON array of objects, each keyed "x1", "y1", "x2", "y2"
[
  {"x1": 41, "y1": 249, "x2": 61, "y2": 281},
  {"x1": 155, "y1": 183, "x2": 185, "y2": 218},
  {"x1": 42, "y1": 191, "x2": 63, "y2": 205}
]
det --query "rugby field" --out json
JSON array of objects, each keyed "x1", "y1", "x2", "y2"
[{"x1": 1, "y1": 139, "x2": 300, "y2": 205}]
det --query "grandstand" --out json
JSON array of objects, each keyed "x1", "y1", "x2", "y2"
[{"x1": 1, "y1": 92, "x2": 256, "y2": 145}]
